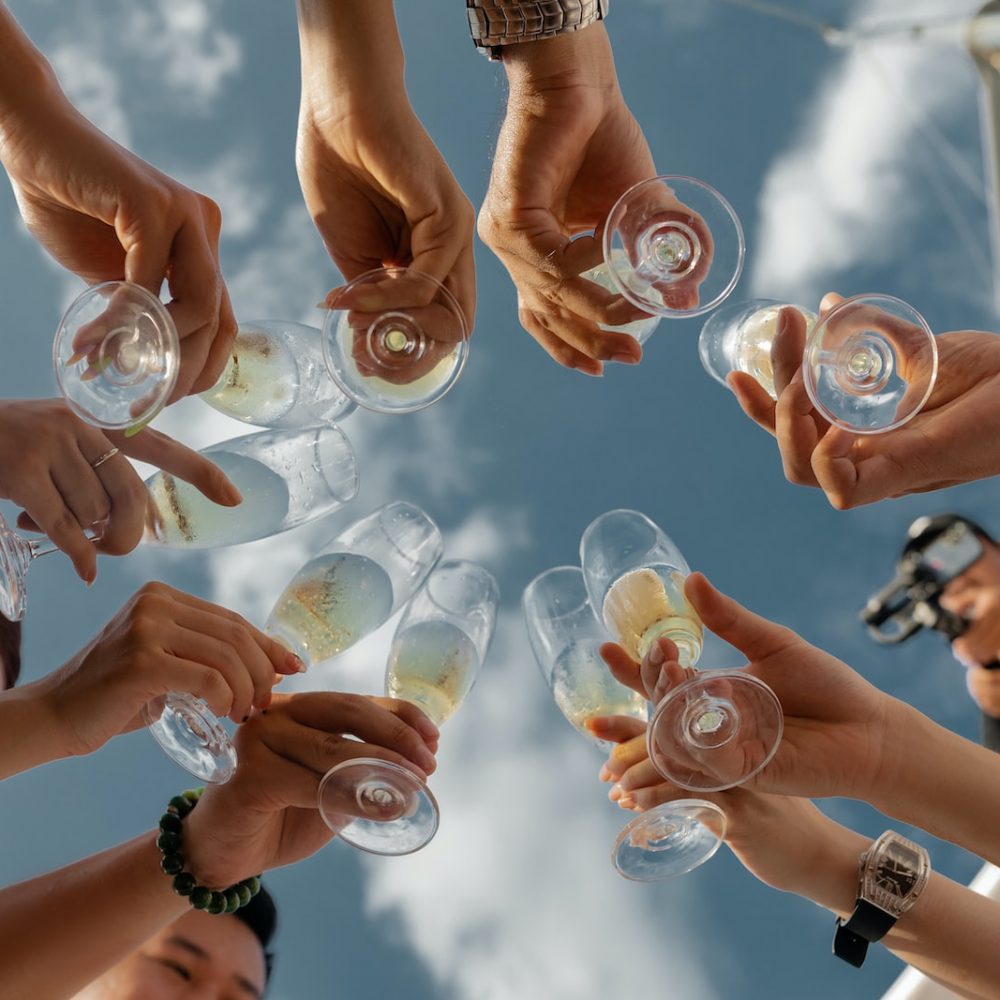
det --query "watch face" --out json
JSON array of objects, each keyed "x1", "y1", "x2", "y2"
[{"x1": 865, "y1": 838, "x2": 924, "y2": 905}]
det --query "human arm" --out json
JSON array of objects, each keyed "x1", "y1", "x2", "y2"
[
  {"x1": 728, "y1": 297, "x2": 1000, "y2": 509},
  {"x1": 0, "y1": 582, "x2": 303, "y2": 780},
  {"x1": 294, "y1": 0, "x2": 475, "y2": 332},
  {"x1": 0, "y1": 399, "x2": 240, "y2": 582},
  {"x1": 594, "y1": 572, "x2": 1000, "y2": 867},
  {"x1": 0, "y1": 690, "x2": 437, "y2": 998},
  {"x1": 0, "y1": 3, "x2": 236, "y2": 399}
]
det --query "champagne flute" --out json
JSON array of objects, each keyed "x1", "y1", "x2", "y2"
[
  {"x1": 581, "y1": 175, "x2": 746, "y2": 341},
  {"x1": 144, "y1": 426, "x2": 359, "y2": 549},
  {"x1": 55, "y1": 282, "x2": 357, "y2": 433},
  {"x1": 321, "y1": 267, "x2": 470, "y2": 414},
  {"x1": 523, "y1": 565, "x2": 724, "y2": 881},
  {"x1": 318, "y1": 559, "x2": 498, "y2": 855},
  {"x1": 146, "y1": 501, "x2": 442, "y2": 785},
  {"x1": 699, "y1": 295, "x2": 938, "y2": 433},
  {"x1": 581, "y1": 510, "x2": 783, "y2": 874}
]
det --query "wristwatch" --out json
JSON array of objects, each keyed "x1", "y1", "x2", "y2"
[
  {"x1": 833, "y1": 830, "x2": 931, "y2": 968},
  {"x1": 466, "y1": 0, "x2": 609, "y2": 60}
]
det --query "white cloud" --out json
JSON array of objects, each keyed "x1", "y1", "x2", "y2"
[
  {"x1": 750, "y1": 0, "x2": 989, "y2": 305},
  {"x1": 48, "y1": 43, "x2": 132, "y2": 146}
]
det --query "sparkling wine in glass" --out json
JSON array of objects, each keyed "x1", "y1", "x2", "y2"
[
  {"x1": 523, "y1": 566, "x2": 647, "y2": 753},
  {"x1": 699, "y1": 295, "x2": 937, "y2": 433},
  {"x1": 579, "y1": 175, "x2": 745, "y2": 343},
  {"x1": 144, "y1": 426, "x2": 359, "y2": 550},
  {"x1": 523, "y1": 563, "x2": 723, "y2": 881},
  {"x1": 319, "y1": 559, "x2": 498, "y2": 856},
  {"x1": 199, "y1": 320, "x2": 357, "y2": 428},
  {"x1": 581, "y1": 509, "x2": 783, "y2": 877},
  {"x1": 321, "y1": 267, "x2": 469, "y2": 414}
]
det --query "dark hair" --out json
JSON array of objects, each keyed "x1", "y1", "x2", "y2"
[
  {"x1": 232, "y1": 884, "x2": 277, "y2": 984},
  {"x1": 0, "y1": 614, "x2": 22, "y2": 690}
]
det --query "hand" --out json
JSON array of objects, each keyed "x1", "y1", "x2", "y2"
[
  {"x1": 730, "y1": 296, "x2": 1000, "y2": 509},
  {"x1": 478, "y1": 25, "x2": 658, "y2": 375},
  {"x1": 297, "y1": 98, "x2": 476, "y2": 343},
  {"x1": 594, "y1": 572, "x2": 898, "y2": 802},
  {"x1": 183, "y1": 691, "x2": 440, "y2": 888},
  {"x1": 0, "y1": 399, "x2": 241, "y2": 582},
  {"x1": 0, "y1": 80, "x2": 236, "y2": 398},
  {"x1": 35, "y1": 582, "x2": 303, "y2": 757}
]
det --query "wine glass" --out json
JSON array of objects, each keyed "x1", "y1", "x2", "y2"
[
  {"x1": 54, "y1": 282, "x2": 180, "y2": 434},
  {"x1": 55, "y1": 281, "x2": 357, "y2": 433},
  {"x1": 580, "y1": 175, "x2": 745, "y2": 341},
  {"x1": 200, "y1": 320, "x2": 357, "y2": 428},
  {"x1": 321, "y1": 267, "x2": 469, "y2": 414},
  {"x1": 580, "y1": 510, "x2": 783, "y2": 865},
  {"x1": 146, "y1": 501, "x2": 443, "y2": 785},
  {"x1": 144, "y1": 425, "x2": 359, "y2": 550},
  {"x1": 699, "y1": 295, "x2": 938, "y2": 433},
  {"x1": 318, "y1": 559, "x2": 499, "y2": 855},
  {"x1": 523, "y1": 565, "x2": 724, "y2": 881}
]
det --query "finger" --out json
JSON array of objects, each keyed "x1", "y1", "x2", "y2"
[
  {"x1": 520, "y1": 308, "x2": 604, "y2": 375},
  {"x1": 727, "y1": 372, "x2": 777, "y2": 434},
  {"x1": 111, "y1": 427, "x2": 242, "y2": 506},
  {"x1": 443, "y1": 242, "x2": 477, "y2": 345},
  {"x1": 165, "y1": 623, "x2": 257, "y2": 723},
  {"x1": 284, "y1": 693, "x2": 438, "y2": 773},
  {"x1": 28, "y1": 476, "x2": 98, "y2": 583},
  {"x1": 150, "y1": 660, "x2": 236, "y2": 721},
  {"x1": 49, "y1": 445, "x2": 113, "y2": 533},
  {"x1": 192, "y1": 281, "x2": 238, "y2": 396},
  {"x1": 121, "y1": 221, "x2": 171, "y2": 297},
  {"x1": 685, "y1": 572, "x2": 796, "y2": 662},
  {"x1": 771, "y1": 306, "x2": 807, "y2": 395},
  {"x1": 639, "y1": 635, "x2": 681, "y2": 699},
  {"x1": 589, "y1": 714, "x2": 646, "y2": 751},
  {"x1": 599, "y1": 731, "x2": 648, "y2": 782},
  {"x1": 368, "y1": 696, "x2": 441, "y2": 744},
  {"x1": 615, "y1": 758, "x2": 664, "y2": 795},
  {"x1": 600, "y1": 642, "x2": 645, "y2": 697},
  {"x1": 650, "y1": 659, "x2": 696, "y2": 705},
  {"x1": 774, "y1": 369, "x2": 824, "y2": 487},
  {"x1": 85, "y1": 448, "x2": 150, "y2": 556},
  {"x1": 819, "y1": 292, "x2": 846, "y2": 315}
]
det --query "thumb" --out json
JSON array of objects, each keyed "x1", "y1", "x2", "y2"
[
  {"x1": 120, "y1": 218, "x2": 171, "y2": 297},
  {"x1": 685, "y1": 572, "x2": 796, "y2": 662}
]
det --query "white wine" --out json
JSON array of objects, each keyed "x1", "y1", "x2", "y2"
[
  {"x1": 265, "y1": 552, "x2": 394, "y2": 666},
  {"x1": 727, "y1": 305, "x2": 817, "y2": 399},
  {"x1": 551, "y1": 642, "x2": 648, "y2": 751},
  {"x1": 582, "y1": 250, "x2": 660, "y2": 344},
  {"x1": 146, "y1": 452, "x2": 290, "y2": 549},
  {"x1": 385, "y1": 619, "x2": 480, "y2": 726},
  {"x1": 201, "y1": 326, "x2": 301, "y2": 425},
  {"x1": 603, "y1": 566, "x2": 703, "y2": 666}
]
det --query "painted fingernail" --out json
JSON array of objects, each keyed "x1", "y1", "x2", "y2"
[{"x1": 242, "y1": 715, "x2": 249, "y2": 723}]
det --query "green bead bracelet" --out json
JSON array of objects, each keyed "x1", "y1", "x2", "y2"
[{"x1": 157, "y1": 788, "x2": 262, "y2": 915}]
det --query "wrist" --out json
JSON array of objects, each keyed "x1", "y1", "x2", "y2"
[
  {"x1": 792, "y1": 820, "x2": 871, "y2": 917},
  {"x1": 502, "y1": 20, "x2": 614, "y2": 92},
  {"x1": 0, "y1": 680, "x2": 70, "y2": 778}
]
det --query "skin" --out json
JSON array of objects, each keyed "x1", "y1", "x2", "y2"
[
  {"x1": 295, "y1": 0, "x2": 475, "y2": 362},
  {"x1": 73, "y1": 910, "x2": 266, "y2": 1000},
  {"x1": 0, "y1": 4, "x2": 236, "y2": 400},
  {"x1": 0, "y1": 399, "x2": 240, "y2": 583},
  {"x1": 730, "y1": 295, "x2": 1000, "y2": 509}
]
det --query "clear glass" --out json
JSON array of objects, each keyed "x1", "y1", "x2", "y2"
[
  {"x1": 700, "y1": 295, "x2": 938, "y2": 433},
  {"x1": 322, "y1": 560, "x2": 499, "y2": 856},
  {"x1": 144, "y1": 426, "x2": 359, "y2": 549},
  {"x1": 581, "y1": 509, "x2": 783, "y2": 872},
  {"x1": 200, "y1": 320, "x2": 357, "y2": 428},
  {"x1": 264, "y1": 501, "x2": 443, "y2": 665},
  {"x1": 53, "y1": 281, "x2": 180, "y2": 433},
  {"x1": 321, "y1": 267, "x2": 469, "y2": 414},
  {"x1": 523, "y1": 566, "x2": 648, "y2": 753},
  {"x1": 601, "y1": 176, "x2": 745, "y2": 321},
  {"x1": 580, "y1": 251, "x2": 661, "y2": 345},
  {"x1": 699, "y1": 299, "x2": 818, "y2": 399}
]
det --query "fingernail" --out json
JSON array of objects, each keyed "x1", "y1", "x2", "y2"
[
  {"x1": 315, "y1": 300, "x2": 329, "y2": 310},
  {"x1": 599, "y1": 764, "x2": 612, "y2": 782},
  {"x1": 224, "y1": 483, "x2": 244, "y2": 505},
  {"x1": 777, "y1": 309, "x2": 790, "y2": 335},
  {"x1": 619, "y1": 796, "x2": 636, "y2": 810},
  {"x1": 417, "y1": 717, "x2": 440, "y2": 740},
  {"x1": 648, "y1": 641, "x2": 665, "y2": 666},
  {"x1": 611, "y1": 352, "x2": 640, "y2": 365},
  {"x1": 609, "y1": 784, "x2": 623, "y2": 802},
  {"x1": 417, "y1": 747, "x2": 437, "y2": 771},
  {"x1": 286, "y1": 653, "x2": 307, "y2": 674}
]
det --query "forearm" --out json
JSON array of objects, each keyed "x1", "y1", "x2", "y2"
[
  {"x1": 0, "y1": 681, "x2": 68, "y2": 780},
  {"x1": 0, "y1": 4, "x2": 61, "y2": 139},
  {"x1": 0, "y1": 832, "x2": 187, "y2": 999},
  {"x1": 874, "y1": 700, "x2": 1000, "y2": 866},
  {"x1": 803, "y1": 822, "x2": 1000, "y2": 1000},
  {"x1": 295, "y1": 0, "x2": 404, "y2": 115}
]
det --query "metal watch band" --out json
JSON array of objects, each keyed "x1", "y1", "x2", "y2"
[
  {"x1": 833, "y1": 900, "x2": 897, "y2": 968},
  {"x1": 466, "y1": 0, "x2": 609, "y2": 59}
]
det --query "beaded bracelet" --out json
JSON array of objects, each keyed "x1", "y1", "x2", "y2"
[{"x1": 157, "y1": 788, "x2": 262, "y2": 915}]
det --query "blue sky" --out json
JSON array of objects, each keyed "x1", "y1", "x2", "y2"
[{"x1": 0, "y1": 1, "x2": 997, "y2": 997}]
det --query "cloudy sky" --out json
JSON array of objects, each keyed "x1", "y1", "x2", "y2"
[{"x1": 0, "y1": 1, "x2": 997, "y2": 997}]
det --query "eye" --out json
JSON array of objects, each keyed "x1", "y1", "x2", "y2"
[{"x1": 158, "y1": 958, "x2": 192, "y2": 981}]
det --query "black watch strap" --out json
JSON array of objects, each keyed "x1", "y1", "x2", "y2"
[{"x1": 833, "y1": 899, "x2": 897, "y2": 968}]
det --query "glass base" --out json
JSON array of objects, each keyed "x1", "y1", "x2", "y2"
[
  {"x1": 144, "y1": 692, "x2": 237, "y2": 784},
  {"x1": 613, "y1": 799, "x2": 726, "y2": 881},
  {"x1": 319, "y1": 757, "x2": 439, "y2": 856},
  {"x1": 0, "y1": 520, "x2": 31, "y2": 621},
  {"x1": 581, "y1": 253, "x2": 660, "y2": 344},
  {"x1": 648, "y1": 671, "x2": 783, "y2": 792}
]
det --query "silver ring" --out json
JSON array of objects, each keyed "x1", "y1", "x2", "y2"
[{"x1": 90, "y1": 447, "x2": 120, "y2": 470}]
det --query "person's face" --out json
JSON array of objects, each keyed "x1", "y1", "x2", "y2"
[
  {"x1": 74, "y1": 909, "x2": 266, "y2": 1000},
  {"x1": 941, "y1": 540, "x2": 1000, "y2": 617}
]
